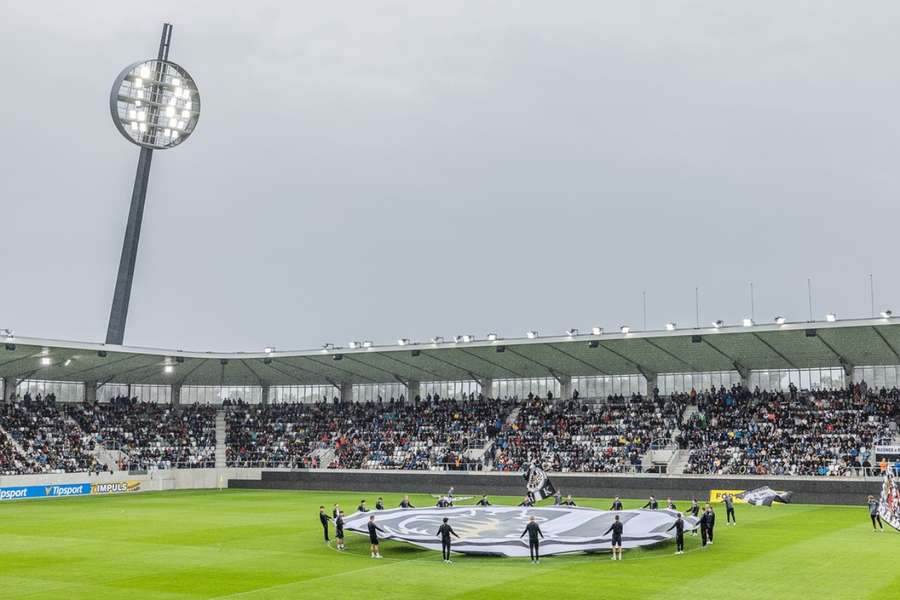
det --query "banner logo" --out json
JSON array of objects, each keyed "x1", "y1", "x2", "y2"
[
  {"x1": 91, "y1": 481, "x2": 141, "y2": 495},
  {"x1": 709, "y1": 489, "x2": 746, "y2": 503},
  {"x1": 0, "y1": 483, "x2": 90, "y2": 501}
]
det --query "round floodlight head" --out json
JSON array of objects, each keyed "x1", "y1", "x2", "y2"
[{"x1": 110, "y1": 59, "x2": 200, "y2": 149}]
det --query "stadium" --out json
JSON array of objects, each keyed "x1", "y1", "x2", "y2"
[{"x1": 3, "y1": 4, "x2": 900, "y2": 600}]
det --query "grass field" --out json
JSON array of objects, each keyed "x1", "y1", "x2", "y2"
[{"x1": 1, "y1": 489, "x2": 898, "y2": 599}]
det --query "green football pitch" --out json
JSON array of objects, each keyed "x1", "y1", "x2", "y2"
[{"x1": 1, "y1": 489, "x2": 897, "y2": 599}]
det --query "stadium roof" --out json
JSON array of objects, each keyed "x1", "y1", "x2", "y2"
[{"x1": 2, "y1": 317, "x2": 900, "y2": 388}]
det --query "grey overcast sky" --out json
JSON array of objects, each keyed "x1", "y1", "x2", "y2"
[{"x1": 1, "y1": 1, "x2": 898, "y2": 351}]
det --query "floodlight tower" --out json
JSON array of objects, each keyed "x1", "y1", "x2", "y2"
[{"x1": 105, "y1": 23, "x2": 201, "y2": 344}]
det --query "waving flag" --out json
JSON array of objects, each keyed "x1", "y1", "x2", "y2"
[
  {"x1": 737, "y1": 486, "x2": 793, "y2": 506},
  {"x1": 879, "y1": 472, "x2": 900, "y2": 532},
  {"x1": 524, "y1": 463, "x2": 557, "y2": 501}
]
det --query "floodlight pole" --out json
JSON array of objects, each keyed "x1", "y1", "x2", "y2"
[{"x1": 105, "y1": 24, "x2": 173, "y2": 345}]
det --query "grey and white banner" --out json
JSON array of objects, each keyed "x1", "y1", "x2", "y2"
[
  {"x1": 344, "y1": 505, "x2": 698, "y2": 557},
  {"x1": 737, "y1": 486, "x2": 793, "y2": 506}
]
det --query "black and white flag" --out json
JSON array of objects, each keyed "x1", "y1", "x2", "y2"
[
  {"x1": 879, "y1": 472, "x2": 900, "y2": 532},
  {"x1": 737, "y1": 486, "x2": 793, "y2": 506},
  {"x1": 524, "y1": 463, "x2": 556, "y2": 501}
]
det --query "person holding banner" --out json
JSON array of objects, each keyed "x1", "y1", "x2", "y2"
[
  {"x1": 319, "y1": 506, "x2": 330, "y2": 542},
  {"x1": 698, "y1": 507, "x2": 712, "y2": 547},
  {"x1": 868, "y1": 495, "x2": 884, "y2": 532},
  {"x1": 666, "y1": 512, "x2": 685, "y2": 554},
  {"x1": 604, "y1": 515, "x2": 624, "y2": 560},
  {"x1": 436, "y1": 517, "x2": 460, "y2": 563},
  {"x1": 610, "y1": 496, "x2": 623, "y2": 511},
  {"x1": 520, "y1": 516, "x2": 544, "y2": 563},
  {"x1": 688, "y1": 499, "x2": 701, "y2": 535},
  {"x1": 335, "y1": 510, "x2": 346, "y2": 551},
  {"x1": 368, "y1": 515, "x2": 385, "y2": 559}
]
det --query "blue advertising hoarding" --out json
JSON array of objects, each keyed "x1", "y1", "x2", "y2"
[{"x1": 0, "y1": 483, "x2": 90, "y2": 501}]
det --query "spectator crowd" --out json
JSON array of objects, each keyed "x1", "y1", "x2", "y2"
[{"x1": 1, "y1": 383, "x2": 897, "y2": 477}]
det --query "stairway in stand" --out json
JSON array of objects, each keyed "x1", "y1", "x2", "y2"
[{"x1": 215, "y1": 409, "x2": 226, "y2": 469}]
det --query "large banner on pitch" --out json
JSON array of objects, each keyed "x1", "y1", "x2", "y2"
[{"x1": 344, "y1": 506, "x2": 697, "y2": 557}]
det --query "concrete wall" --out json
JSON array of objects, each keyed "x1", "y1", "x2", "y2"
[
  {"x1": 1, "y1": 468, "x2": 882, "y2": 506},
  {"x1": 228, "y1": 469, "x2": 882, "y2": 506}
]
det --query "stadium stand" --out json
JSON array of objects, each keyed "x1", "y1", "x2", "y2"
[
  {"x1": 1, "y1": 385, "x2": 896, "y2": 477},
  {"x1": 69, "y1": 397, "x2": 216, "y2": 470},
  {"x1": 225, "y1": 396, "x2": 512, "y2": 470},
  {"x1": 0, "y1": 394, "x2": 98, "y2": 474},
  {"x1": 679, "y1": 384, "x2": 899, "y2": 476},
  {"x1": 491, "y1": 394, "x2": 684, "y2": 473},
  {"x1": 0, "y1": 394, "x2": 215, "y2": 473}
]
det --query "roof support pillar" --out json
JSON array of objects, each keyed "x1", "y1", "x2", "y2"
[
  {"x1": 478, "y1": 378, "x2": 493, "y2": 399},
  {"x1": 84, "y1": 381, "x2": 97, "y2": 403},
  {"x1": 261, "y1": 384, "x2": 270, "y2": 405},
  {"x1": 340, "y1": 382, "x2": 353, "y2": 403},
  {"x1": 2, "y1": 377, "x2": 15, "y2": 401},
  {"x1": 559, "y1": 375, "x2": 572, "y2": 401},
  {"x1": 644, "y1": 373, "x2": 658, "y2": 399},
  {"x1": 171, "y1": 383, "x2": 181, "y2": 407},
  {"x1": 734, "y1": 364, "x2": 751, "y2": 390},
  {"x1": 407, "y1": 380, "x2": 420, "y2": 402}
]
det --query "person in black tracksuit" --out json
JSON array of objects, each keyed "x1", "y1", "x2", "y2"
[
  {"x1": 332, "y1": 503, "x2": 340, "y2": 520},
  {"x1": 335, "y1": 511, "x2": 346, "y2": 550},
  {"x1": 698, "y1": 508, "x2": 711, "y2": 547},
  {"x1": 375, "y1": 497, "x2": 385, "y2": 510},
  {"x1": 436, "y1": 517, "x2": 460, "y2": 563},
  {"x1": 604, "y1": 515, "x2": 624, "y2": 560},
  {"x1": 642, "y1": 496, "x2": 658, "y2": 510},
  {"x1": 723, "y1": 493, "x2": 736, "y2": 525},
  {"x1": 476, "y1": 495, "x2": 491, "y2": 506},
  {"x1": 520, "y1": 516, "x2": 544, "y2": 563},
  {"x1": 688, "y1": 499, "x2": 700, "y2": 535},
  {"x1": 319, "y1": 506, "x2": 330, "y2": 542},
  {"x1": 399, "y1": 495, "x2": 415, "y2": 508},
  {"x1": 666, "y1": 513, "x2": 685, "y2": 554},
  {"x1": 561, "y1": 495, "x2": 577, "y2": 506},
  {"x1": 706, "y1": 505, "x2": 716, "y2": 544},
  {"x1": 358, "y1": 500, "x2": 368, "y2": 513},
  {"x1": 610, "y1": 497, "x2": 623, "y2": 511},
  {"x1": 868, "y1": 495, "x2": 884, "y2": 531},
  {"x1": 368, "y1": 515, "x2": 385, "y2": 558},
  {"x1": 666, "y1": 498, "x2": 677, "y2": 511},
  {"x1": 518, "y1": 496, "x2": 534, "y2": 507}
]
